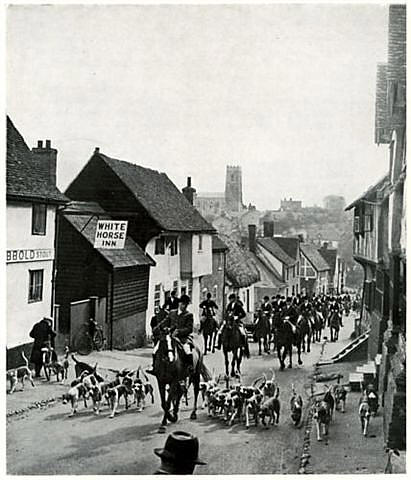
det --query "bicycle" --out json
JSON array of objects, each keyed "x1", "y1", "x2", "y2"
[{"x1": 73, "y1": 319, "x2": 106, "y2": 355}]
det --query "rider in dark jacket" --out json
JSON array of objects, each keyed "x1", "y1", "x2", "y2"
[
  {"x1": 199, "y1": 293, "x2": 218, "y2": 332},
  {"x1": 216, "y1": 294, "x2": 249, "y2": 356}
]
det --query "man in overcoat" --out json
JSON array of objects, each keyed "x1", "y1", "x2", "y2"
[{"x1": 29, "y1": 316, "x2": 56, "y2": 377}]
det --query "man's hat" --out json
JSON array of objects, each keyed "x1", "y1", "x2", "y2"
[
  {"x1": 179, "y1": 294, "x2": 191, "y2": 305},
  {"x1": 228, "y1": 293, "x2": 236, "y2": 300},
  {"x1": 154, "y1": 431, "x2": 206, "y2": 465},
  {"x1": 43, "y1": 316, "x2": 53, "y2": 323}
]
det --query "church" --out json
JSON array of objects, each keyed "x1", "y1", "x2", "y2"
[{"x1": 194, "y1": 165, "x2": 246, "y2": 218}]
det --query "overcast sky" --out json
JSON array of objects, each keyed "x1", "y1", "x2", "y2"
[{"x1": 7, "y1": 4, "x2": 389, "y2": 210}]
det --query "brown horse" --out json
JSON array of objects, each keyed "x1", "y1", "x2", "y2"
[
  {"x1": 274, "y1": 316, "x2": 303, "y2": 370},
  {"x1": 221, "y1": 316, "x2": 246, "y2": 377},
  {"x1": 329, "y1": 312, "x2": 341, "y2": 342},
  {"x1": 200, "y1": 312, "x2": 218, "y2": 355},
  {"x1": 254, "y1": 310, "x2": 271, "y2": 355},
  {"x1": 153, "y1": 330, "x2": 211, "y2": 433}
]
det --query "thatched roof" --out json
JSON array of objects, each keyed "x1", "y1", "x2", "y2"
[{"x1": 220, "y1": 234, "x2": 260, "y2": 288}]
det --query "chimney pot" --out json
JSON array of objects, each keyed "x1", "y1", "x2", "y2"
[
  {"x1": 187, "y1": 176, "x2": 191, "y2": 187},
  {"x1": 94, "y1": 147, "x2": 100, "y2": 154},
  {"x1": 45, "y1": 139, "x2": 51, "y2": 149},
  {"x1": 37, "y1": 140, "x2": 43, "y2": 148}
]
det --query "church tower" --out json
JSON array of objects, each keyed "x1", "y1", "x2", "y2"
[{"x1": 225, "y1": 165, "x2": 243, "y2": 212}]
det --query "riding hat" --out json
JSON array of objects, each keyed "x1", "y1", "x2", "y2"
[
  {"x1": 179, "y1": 294, "x2": 191, "y2": 305},
  {"x1": 154, "y1": 431, "x2": 206, "y2": 465},
  {"x1": 43, "y1": 316, "x2": 53, "y2": 324}
]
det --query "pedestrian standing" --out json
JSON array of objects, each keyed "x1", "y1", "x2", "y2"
[
  {"x1": 163, "y1": 290, "x2": 180, "y2": 312},
  {"x1": 153, "y1": 431, "x2": 206, "y2": 474},
  {"x1": 29, "y1": 316, "x2": 56, "y2": 377}
]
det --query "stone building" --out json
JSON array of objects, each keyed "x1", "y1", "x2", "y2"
[{"x1": 323, "y1": 195, "x2": 346, "y2": 212}]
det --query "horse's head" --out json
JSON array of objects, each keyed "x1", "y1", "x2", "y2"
[{"x1": 157, "y1": 329, "x2": 176, "y2": 363}]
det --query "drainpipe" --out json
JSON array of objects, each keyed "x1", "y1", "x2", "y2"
[{"x1": 51, "y1": 204, "x2": 66, "y2": 330}]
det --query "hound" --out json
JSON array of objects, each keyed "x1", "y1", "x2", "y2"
[
  {"x1": 7, "y1": 352, "x2": 35, "y2": 394},
  {"x1": 290, "y1": 383, "x2": 303, "y2": 426},
  {"x1": 313, "y1": 400, "x2": 331, "y2": 441},
  {"x1": 259, "y1": 387, "x2": 280, "y2": 427},
  {"x1": 105, "y1": 375, "x2": 134, "y2": 418},
  {"x1": 359, "y1": 395, "x2": 372, "y2": 436},
  {"x1": 333, "y1": 384, "x2": 348, "y2": 413},
  {"x1": 245, "y1": 392, "x2": 264, "y2": 429}
]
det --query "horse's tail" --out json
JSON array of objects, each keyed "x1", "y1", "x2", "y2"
[{"x1": 199, "y1": 362, "x2": 212, "y2": 382}]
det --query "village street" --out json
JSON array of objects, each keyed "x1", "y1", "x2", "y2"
[{"x1": 7, "y1": 316, "x2": 367, "y2": 476}]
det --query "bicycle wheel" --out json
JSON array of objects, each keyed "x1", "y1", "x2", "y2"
[
  {"x1": 74, "y1": 327, "x2": 93, "y2": 355},
  {"x1": 93, "y1": 328, "x2": 104, "y2": 351}
]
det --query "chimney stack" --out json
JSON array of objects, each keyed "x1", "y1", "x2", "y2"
[
  {"x1": 32, "y1": 139, "x2": 57, "y2": 187},
  {"x1": 263, "y1": 221, "x2": 274, "y2": 238},
  {"x1": 182, "y1": 176, "x2": 196, "y2": 205},
  {"x1": 248, "y1": 224, "x2": 257, "y2": 253},
  {"x1": 94, "y1": 147, "x2": 100, "y2": 154}
]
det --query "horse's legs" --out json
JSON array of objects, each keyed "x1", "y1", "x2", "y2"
[
  {"x1": 190, "y1": 373, "x2": 200, "y2": 420},
  {"x1": 224, "y1": 350, "x2": 229, "y2": 377},
  {"x1": 230, "y1": 351, "x2": 237, "y2": 377},
  {"x1": 287, "y1": 343, "x2": 293, "y2": 368},
  {"x1": 158, "y1": 383, "x2": 168, "y2": 432},
  {"x1": 203, "y1": 332, "x2": 208, "y2": 355},
  {"x1": 307, "y1": 331, "x2": 311, "y2": 353},
  {"x1": 297, "y1": 341, "x2": 303, "y2": 365},
  {"x1": 277, "y1": 344, "x2": 285, "y2": 370},
  {"x1": 258, "y1": 338, "x2": 262, "y2": 355},
  {"x1": 237, "y1": 349, "x2": 243, "y2": 374},
  {"x1": 211, "y1": 330, "x2": 216, "y2": 353}
]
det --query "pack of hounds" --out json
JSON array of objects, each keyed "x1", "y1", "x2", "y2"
[
  {"x1": 198, "y1": 369, "x2": 303, "y2": 430},
  {"x1": 311, "y1": 378, "x2": 378, "y2": 441}
]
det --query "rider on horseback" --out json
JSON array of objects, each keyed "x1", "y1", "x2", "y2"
[
  {"x1": 199, "y1": 292, "x2": 218, "y2": 333},
  {"x1": 216, "y1": 293, "x2": 249, "y2": 357},
  {"x1": 261, "y1": 296, "x2": 272, "y2": 316},
  {"x1": 329, "y1": 296, "x2": 343, "y2": 327},
  {"x1": 297, "y1": 296, "x2": 315, "y2": 328},
  {"x1": 147, "y1": 294, "x2": 194, "y2": 375}
]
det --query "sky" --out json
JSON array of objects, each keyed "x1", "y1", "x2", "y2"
[{"x1": 7, "y1": 3, "x2": 390, "y2": 210}]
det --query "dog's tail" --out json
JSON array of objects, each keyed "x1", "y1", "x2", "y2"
[
  {"x1": 71, "y1": 354, "x2": 79, "y2": 364},
  {"x1": 21, "y1": 351, "x2": 29, "y2": 367}
]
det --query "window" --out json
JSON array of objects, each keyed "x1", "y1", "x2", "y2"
[
  {"x1": 364, "y1": 214, "x2": 373, "y2": 233},
  {"x1": 168, "y1": 237, "x2": 178, "y2": 256},
  {"x1": 286, "y1": 268, "x2": 289, "y2": 281},
  {"x1": 188, "y1": 279, "x2": 193, "y2": 299},
  {"x1": 32, "y1": 204, "x2": 47, "y2": 235},
  {"x1": 181, "y1": 286, "x2": 187, "y2": 295},
  {"x1": 292, "y1": 285, "x2": 295, "y2": 296},
  {"x1": 198, "y1": 235, "x2": 203, "y2": 251},
  {"x1": 173, "y1": 280, "x2": 179, "y2": 294},
  {"x1": 154, "y1": 284, "x2": 162, "y2": 308},
  {"x1": 300, "y1": 255, "x2": 316, "y2": 278},
  {"x1": 155, "y1": 237, "x2": 165, "y2": 255},
  {"x1": 354, "y1": 216, "x2": 360, "y2": 234},
  {"x1": 28, "y1": 270, "x2": 43, "y2": 303}
]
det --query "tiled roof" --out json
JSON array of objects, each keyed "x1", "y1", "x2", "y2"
[
  {"x1": 257, "y1": 237, "x2": 297, "y2": 266},
  {"x1": 212, "y1": 235, "x2": 228, "y2": 252},
  {"x1": 271, "y1": 236, "x2": 300, "y2": 260},
  {"x1": 345, "y1": 174, "x2": 390, "y2": 210},
  {"x1": 374, "y1": 64, "x2": 391, "y2": 145},
  {"x1": 300, "y1": 243, "x2": 330, "y2": 272},
  {"x1": 63, "y1": 201, "x2": 155, "y2": 269},
  {"x1": 388, "y1": 5, "x2": 406, "y2": 87},
  {"x1": 318, "y1": 247, "x2": 337, "y2": 275},
  {"x1": 251, "y1": 254, "x2": 286, "y2": 289},
  {"x1": 6, "y1": 117, "x2": 68, "y2": 204},
  {"x1": 220, "y1": 234, "x2": 260, "y2": 288},
  {"x1": 97, "y1": 153, "x2": 215, "y2": 233}
]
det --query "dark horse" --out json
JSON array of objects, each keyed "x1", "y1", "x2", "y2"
[
  {"x1": 274, "y1": 316, "x2": 303, "y2": 370},
  {"x1": 221, "y1": 315, "x2": 246, "y2": 377},
  {"x1": 311, "y1": 310, "x2": 324, "y2": 343},
  {"x1": 200, "y1": 312, "x2": 218, "y2": 355},
  {"x1": 298, "y1": 314, "x2": 312, "y2": 353},
  {"x1": 329, "y1": 311, "x2": 341, "y2": 342},
  {"x1": 254, "y1": 310, "x2": 271, "y2": 355},
  {"x1": 153, "y1": 330, "x2": 211, "y2": 433}
]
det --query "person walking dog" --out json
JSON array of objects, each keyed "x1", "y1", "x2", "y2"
[{"x1": 29, "y1": 316, "x2": 56, "y2": 377}]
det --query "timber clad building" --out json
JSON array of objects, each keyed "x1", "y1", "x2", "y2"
[
  {"x1": 55, "y1": 201, "x2": 154, "y2": 349},
  {"x1": 346, "y1": 5, "x2": 406, "y2": 449},
  {"x1": 65, "y1": 150, "x2": 215, "y2": 337},
  {"x1": 6, "y1": 117, "x2": 68, "y2": 366}
]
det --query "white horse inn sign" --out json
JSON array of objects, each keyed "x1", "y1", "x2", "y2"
[
  {"x1": 94, "y1": 220, "x2": 128, "y2": 249},
  {"x1": 6, "y1": 248, "x2": 55, "y2": 263}
]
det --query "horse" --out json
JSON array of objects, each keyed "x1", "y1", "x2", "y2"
[
  {"x1": 253, "y1": 310, "x2": 271, "y2": 355},
  {"x1": 329, "y1": 311, "x2": 341, "y2": 342},
  {"x1": 297, "y1": 314, "x2": 312, "y2": 353},
  {"x1": 153, "y1": 329, "x2": 211, "y2": 433},
  {"x1": 200, "y1": 311, "x2": 218, "y2": 355},
  {"x1": 221, "y1": 315, "x2": 246, "y2": 377},
  {"x1": 274, "y1": 316, "x2": 303, "y2": 370},
  {"x1": 311, "y1": 310, "x2": 324, "y2": 343}
]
